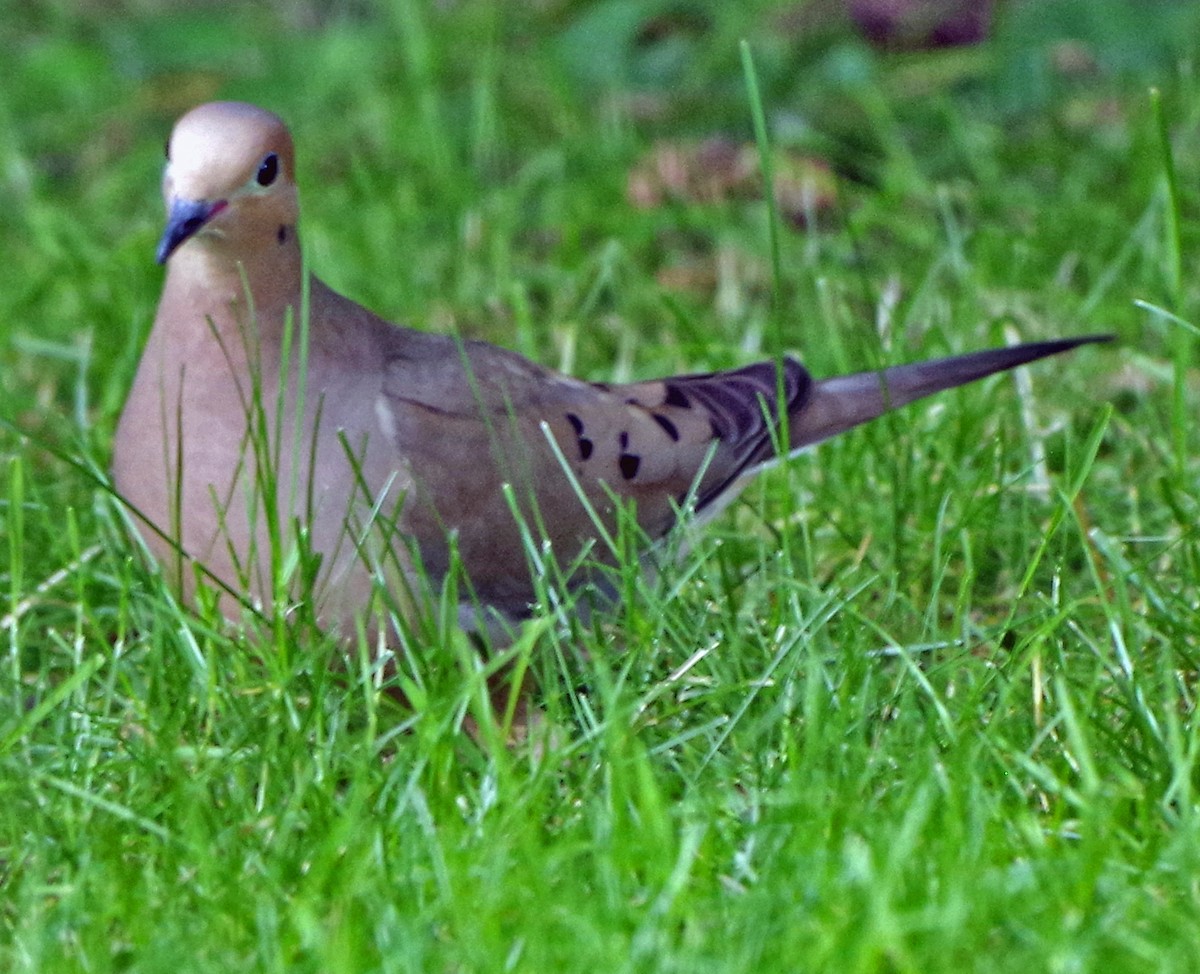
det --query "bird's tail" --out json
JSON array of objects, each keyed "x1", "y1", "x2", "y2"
[{"x1": 787, "y1": 335, "x2": 1112, "y2": 453}]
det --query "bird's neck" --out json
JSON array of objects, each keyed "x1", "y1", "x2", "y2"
[{"x1": 163, "y1": 235, "x2": 305, "y2": 345}]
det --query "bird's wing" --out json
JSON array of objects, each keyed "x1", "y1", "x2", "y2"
[{"x1": 380, "y1": 337, "x2": 810, "y2": 551}]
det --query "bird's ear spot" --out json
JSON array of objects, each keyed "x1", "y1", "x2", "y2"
[
  {"x1": 277, "y1": 224, "x2": 289, "y2": 245},
  {"x1": 257, "y1": 152, "x2": 280, "y2": 187}
]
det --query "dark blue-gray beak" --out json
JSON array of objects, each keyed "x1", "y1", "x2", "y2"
[{"x1": 156, "y1": 198, "x2": 226, "y2": 265}]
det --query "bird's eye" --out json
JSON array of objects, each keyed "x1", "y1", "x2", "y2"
[{"x1": 256, "y1": 153, "x2": 279, "y2": 187}]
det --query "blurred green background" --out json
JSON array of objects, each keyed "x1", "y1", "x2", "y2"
[
  {"x1": 5, "y1": 2, "x2": 1200, "y2": 971},
  {"x1": 6, "y1": 0, "x2": 1199, "y2": 390}
]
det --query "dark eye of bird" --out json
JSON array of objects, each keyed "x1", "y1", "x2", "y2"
[{"x1": 256, "y1": 153, "x2": 279, "y2": 187}]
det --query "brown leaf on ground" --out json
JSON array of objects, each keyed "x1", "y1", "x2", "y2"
[
  {"x1": 847, "y1": 0, "x2": 993, "y2": 49},
  {"x1": 627, "y1": 138, "x2": 837, "y2": 229}
]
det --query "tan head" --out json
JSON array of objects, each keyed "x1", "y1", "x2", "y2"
[{"x1": 157, "y1": 102, "x2": 299, "y2": 265}]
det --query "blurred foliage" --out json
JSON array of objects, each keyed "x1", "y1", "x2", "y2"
[
  {"x1": 3, "y1": 7, "x2": 1200, "y2": 969},
  {"x1": 3, "y1": 0, "x2": 1199, "y2": 414}
]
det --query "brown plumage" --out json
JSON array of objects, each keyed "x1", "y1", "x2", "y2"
[{"x1": 112, "y1": 102, "x2": 1109, "y2": 638}]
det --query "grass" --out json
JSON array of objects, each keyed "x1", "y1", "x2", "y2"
[{"x1": 4, "y1": 0, "x2": 1200, "y2": 970}]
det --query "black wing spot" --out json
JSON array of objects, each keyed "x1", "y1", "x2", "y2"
[
  {"x1": 565, "y1": 413, "x2": 593, "y2": 460},
  {"x1": 619, "y1": 453, "x2": 641, "y2": 479},
  {"x1": 663, "y1": 384, "x2": 690, "y2": 408},
  {"x1": 652, "y1": 413, "x2": 679, "y2": 441}
]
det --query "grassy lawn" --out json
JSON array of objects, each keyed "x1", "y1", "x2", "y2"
[{"x1": 4, "y1": 0, "x2": 1200, "y2": 970}]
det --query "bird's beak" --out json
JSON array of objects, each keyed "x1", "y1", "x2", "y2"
[{"x1": 156, "y1": 197, "x2": 227, "y2": 265}]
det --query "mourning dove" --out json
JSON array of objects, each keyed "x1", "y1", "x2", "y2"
[{"x1": 113, "y1": 101, "x2": 1109, "y2": 642}]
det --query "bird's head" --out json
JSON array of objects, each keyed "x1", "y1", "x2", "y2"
[{"x1": 156, "y1": 101, "x2": 299, "y2": 266}]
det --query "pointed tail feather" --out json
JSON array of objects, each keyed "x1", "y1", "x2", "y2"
[{"x1": 788, "y1": 334, "x2": 1112, "y2": 452}]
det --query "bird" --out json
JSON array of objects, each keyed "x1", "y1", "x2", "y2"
[{"x1": 112, "y1": 101, "x2": 1109, "y2": 647}]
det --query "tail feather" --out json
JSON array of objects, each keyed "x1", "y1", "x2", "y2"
[{"x1": 788, "y1": 335, "x2": 1112, "y2": 452}]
